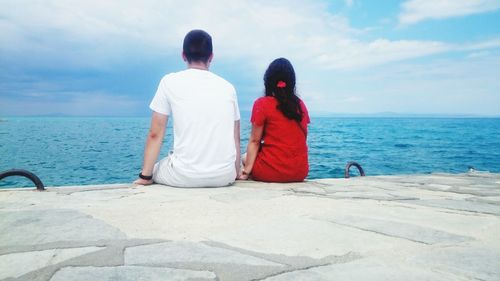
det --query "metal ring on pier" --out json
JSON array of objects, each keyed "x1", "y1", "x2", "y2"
[
  {"x1": 345, "y1": 162, "x2": 365, "y2": 178},
  {"x1": 0, "y1": 169, "x2": 45, "y2": 191}
]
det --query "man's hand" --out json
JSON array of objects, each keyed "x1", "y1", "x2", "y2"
[
  {"x1": 237, "y1": 174, "x2": 249, "y2": 180},
  {"x1": 237, "y1": 168, "x2": 250, "y2": 180},
  {"x1": 133, "y1": 178, "x2": 154, "y2": 185}
]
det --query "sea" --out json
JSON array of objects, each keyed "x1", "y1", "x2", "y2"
[{"x1": 1, "y1": 117, "x2": 499, "y2": 188}]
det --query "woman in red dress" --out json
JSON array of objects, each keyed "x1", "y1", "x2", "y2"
[{"x1": 239, "y1": 58, "x2": 310, "y2": 182}]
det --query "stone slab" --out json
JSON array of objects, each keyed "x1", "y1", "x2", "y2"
[
  {"x1": 0, "y1": 209, "x2": 126, "y2": 247},
  {"x1": 0, "y1": 246, "x2": 103, "y2": 279},
  {"x1": 125, "y1": 241, "x2": 282, "y2": 267},
  {"x1": 411, "y1": 246, "x2": 500, "y2": 281},
  {"x1": 262, "y1": 258, "x2": 466, "y2": 281},
  {"x1": 407, "y1": 199, "x2": 500, "y2": 215},
  {"x1": 326, "y1": 215, "x2": 474, "y2": 244},
  {"x1": 49, "y1": 266, "x2": 217, "y2": 281},
  {"x1": 207, "y1": 216, "x2": 420, "y2": 259}
]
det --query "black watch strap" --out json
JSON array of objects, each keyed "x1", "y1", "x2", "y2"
[{"x1": 139, "y1": 173, "x2": 153, "y2": 180}]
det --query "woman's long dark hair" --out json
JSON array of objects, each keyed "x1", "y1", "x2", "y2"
[{"x1": 264, "y1": 58, "x2": 303, "y2": 122}]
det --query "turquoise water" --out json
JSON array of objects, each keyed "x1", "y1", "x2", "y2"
[{"x1": 1, "y1": 117, "x2": 499, "y2": 188}]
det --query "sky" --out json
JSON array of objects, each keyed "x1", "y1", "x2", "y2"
[{"x1": 1, "y1": 0, "x2": 500, "y2": 117}]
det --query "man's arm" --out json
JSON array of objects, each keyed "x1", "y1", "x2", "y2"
[
  {"x1": 234, "y1": 120, "x2": 241, "y2": 179},
  {"x1": 134, "y1": 112, "x2": 168, "y2": 185}
]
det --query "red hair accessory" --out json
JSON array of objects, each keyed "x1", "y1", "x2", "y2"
[{"x1": 277, "y1": 81, "x2": 287, "y2": 88}]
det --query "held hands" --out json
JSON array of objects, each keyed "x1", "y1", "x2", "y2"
[{"x1": 237, "y1": 168, "x2": 250, "y2": 180}]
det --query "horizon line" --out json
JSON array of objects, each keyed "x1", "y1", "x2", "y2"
[{"x1": 2, "y1": 112, "x2": 500, "y2": 119}]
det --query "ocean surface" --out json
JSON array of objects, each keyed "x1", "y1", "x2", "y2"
[{"x1": 1, "y1": 117, "x2": 499, "y2": 188}]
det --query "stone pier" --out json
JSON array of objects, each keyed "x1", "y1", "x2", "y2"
[{"x1": 1, "y1": 173, "x2": 499, "y2": 280}]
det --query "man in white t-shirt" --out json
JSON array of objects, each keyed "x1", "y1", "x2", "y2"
[{"x1": 134, "y1": 30, "x2": 241, "y2": 187}]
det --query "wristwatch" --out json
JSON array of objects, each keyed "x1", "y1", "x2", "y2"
[{"x1": 139, "y1": 173, "x2": 153, "y2": 180}]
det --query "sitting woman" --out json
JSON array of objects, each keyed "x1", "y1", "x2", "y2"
[{"x1": 239, "y1": 58, "x2": 310, "y2": 182}]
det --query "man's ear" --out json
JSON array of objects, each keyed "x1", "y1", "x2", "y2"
[
  {"x1": 208, "y1": 53, "x2": 214, "y2": 63},
  {"x1": 182, "y1": 52, "x2": 188, "y2": 62}
]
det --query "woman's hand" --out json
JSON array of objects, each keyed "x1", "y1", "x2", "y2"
[
  {"x1": 237, "y1": 168, "x2": 250, "y2": 180},
  {"x1": 133, "y1": 178, "x2": 154, "y2": 185}
]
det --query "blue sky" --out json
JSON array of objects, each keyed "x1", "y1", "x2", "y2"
[{"x1": 1, "y1": 0, "x2": 500, "y2": 117}]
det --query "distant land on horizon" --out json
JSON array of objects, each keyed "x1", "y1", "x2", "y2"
[{"x1": 309, "y1": 112, "x2": 500, "y2": 118}]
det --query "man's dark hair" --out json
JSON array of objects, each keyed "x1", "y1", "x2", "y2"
[{"x1": 183, "y1": 30, "x2": 213, "y2": 63}]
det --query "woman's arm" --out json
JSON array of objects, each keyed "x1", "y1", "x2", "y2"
[
  {"x1": 134, "y1": 112, "x2": 168, "y2": 185},
  {"x1": 239, "y1": 124, "x2": 264, "y2": 179},
  {"x1": 234, "y1": 120, "x2": 241, "y2": 178}
]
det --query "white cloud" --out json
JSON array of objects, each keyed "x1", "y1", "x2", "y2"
[
  {"x1": 320, "y1": 53, "x2": 500, "y2": 115},
  {"x1": 399, "y1": 0, "x2": 500, "y2": 25},
  {"x1": 0, "y1": 0, "x2": 465, "y2": 71},
  {"x1": 462, "y1": 38, "x2": 500, "y2": 50},
  {"x1": 1, "y1": 0, "x2": 499, "y2": 115},
  {"x1": 339, "y1": 96, "x2": 364, "y2": 103},
  {"x1": 466, "y1": 51, "x2": 490, "y2": 58},
  {"x1": 313, "y1": 39, "x2": 450, "y2": 69}
]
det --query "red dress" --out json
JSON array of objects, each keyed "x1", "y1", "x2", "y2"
[{"x1": 250, "y1": 96, "x2": 310, "y2": 182}]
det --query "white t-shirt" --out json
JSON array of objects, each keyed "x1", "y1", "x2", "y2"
[{"x1": 150, "y1": 69, "x2": 240, "y2": 178}]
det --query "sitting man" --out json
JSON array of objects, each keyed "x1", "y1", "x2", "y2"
[{"x1": 134, "y1": 30, "x2": 240, "y2": 187}]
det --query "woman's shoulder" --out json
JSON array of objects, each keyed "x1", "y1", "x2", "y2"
[
  {"x1": 298, "y1": 98, "x2": 310, "y2": 123},
  {"x1": 255, "y1": 96, "x2": 275, "y2": 103},
  {"x1": 298, "y1": 98, "x2": 308, "y2": 110},
  {"x1": 254, "y1": 96, "x2": 276, "y2": 107}
]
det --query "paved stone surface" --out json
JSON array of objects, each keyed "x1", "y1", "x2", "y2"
[
  {"x1": 49, "y1": 266, "x2": 217, "y2": 281},
  {"x1": 411, "y1": 246, "x2": 500, "y2": 281},
  {"x1": 326, "y1": 215, "x2": 474, "y2": 244},
  {"x1": 0, "y1": 210, "x2": 126, "y2": 248},
  {"x1": 0, "y1": 247, "x2": 103, "y2": 279},
  {"x1": 261, "y1": 258, "x2": 466, "y2": 281},
  {"x1": 408, "y1": 199, "x2": 500, "y2": 215},
  {"x1": 125, "y1": 241, "x2": 282, "y2": 266},
  {"x1": 0, "y1": 172, "x2": 499, "y2": 280}
]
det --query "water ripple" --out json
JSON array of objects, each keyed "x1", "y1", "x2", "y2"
[{"x1": 1, "y1": 117, "x2": 499, "y2": 187}]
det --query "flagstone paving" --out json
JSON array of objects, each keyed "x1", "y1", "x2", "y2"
[{"x1": 1, "y1": 172, "x2": 499, "y2": 281}]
